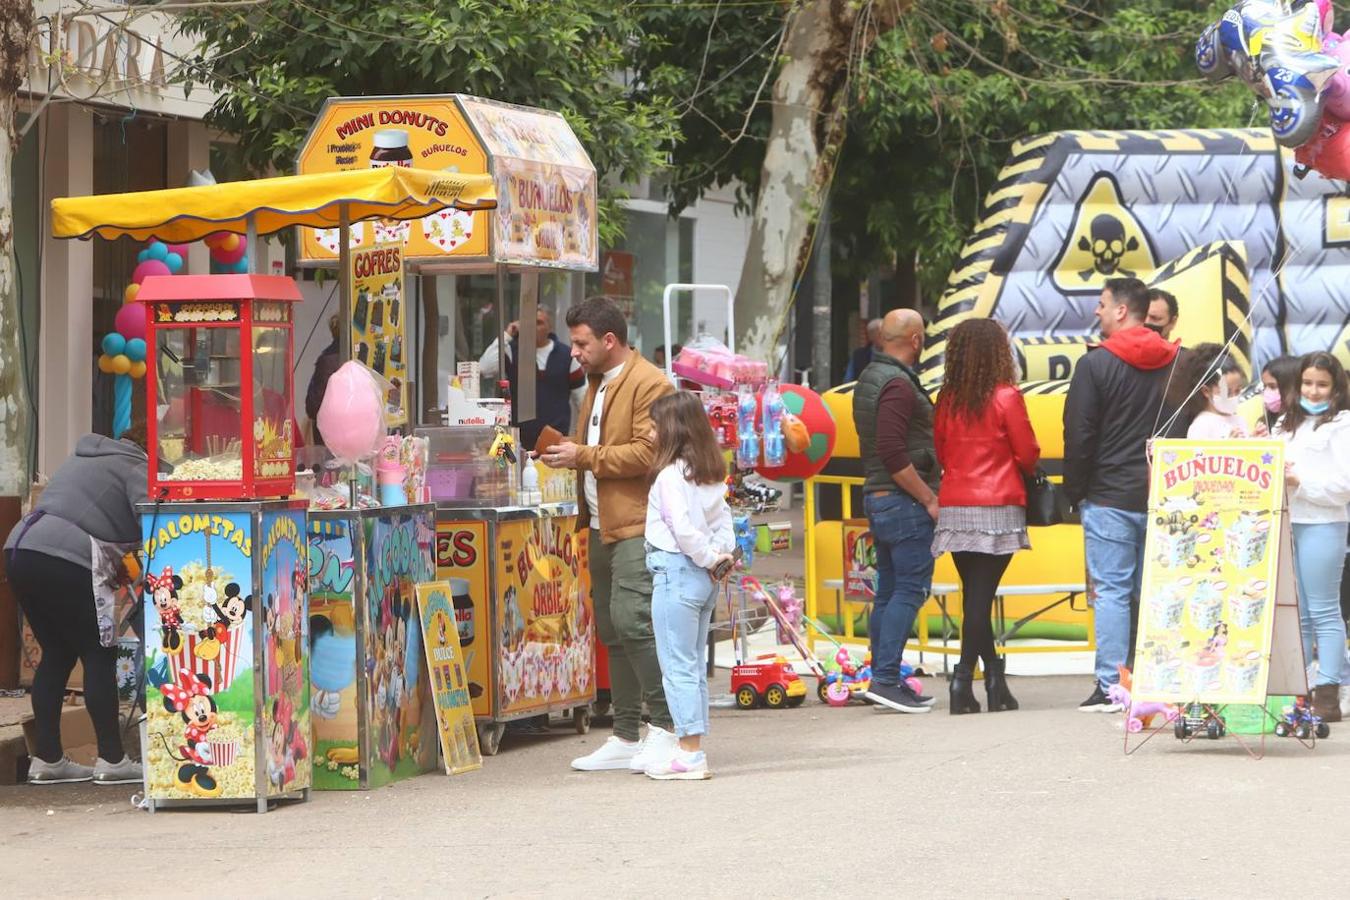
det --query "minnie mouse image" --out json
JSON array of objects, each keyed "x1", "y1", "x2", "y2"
[
  {"x1": 147, "y1": 567, "x2": 185, "y2": 653},
  {"x1": 156, "y1": 666, "x2": 224, "y2": 798},
  {"x1": 267, "y1": 695, "x2": 308, "y2": 789}
]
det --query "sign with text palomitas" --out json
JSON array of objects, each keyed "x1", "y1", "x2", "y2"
[
  {"x1": 1132, "y1": 439, "x2": 1303, "y2": 706},
  {"x1": 297, "y1": 95, "x2": 597, "y2": 271}
]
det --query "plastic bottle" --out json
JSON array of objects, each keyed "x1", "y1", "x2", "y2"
[
  {"x1": 735, "y1": 382, "x2": 759, "y2": 470},
  {"x1": 521, "y1": 454, "x2": 541, "y2": 506},
  {"x1": 761, "y1": 378, "x2": 786, "y2": 467}
]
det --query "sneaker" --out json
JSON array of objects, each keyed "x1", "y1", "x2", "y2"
[
  {"x1": 93, "y1": 756, "x2": 143, "y2": 785},
  {"x1": 629, "y1": 725, "x2": 678, "y2": 773},
  {"x1": 902, "y1": 681, "x2": 936, "y2": 707},
  {"x1": 28, "y1": 756, "x2": 94, "y2": 785},
  {"x1": 864, "y1": 681, "x2": 931, "y2": 713},
  {"x1": 571, "y1": 736, "x2": 640, "y2": 771},
  {"x1": 1078, "y1": 684, "x2": 1123, "y2": 713},
  {"x1": 646, "y1": 750, "x2": 711, "y2": 781}
]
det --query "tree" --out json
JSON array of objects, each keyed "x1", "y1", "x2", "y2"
[{"x1": 178, "y1": 0, "x2": 677, "y2": 248}]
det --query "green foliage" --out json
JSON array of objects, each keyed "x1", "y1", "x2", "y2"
[{"x1": 178, "y1": 0, "x2": 678, "y2": 246}]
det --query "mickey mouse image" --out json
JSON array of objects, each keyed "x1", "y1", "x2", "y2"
[
  {"x1": 195, "y1": 584, "x2": 252, "y2": 662},
  {"x1": 146, "y1": 567, "x2": 185, "y2": 653},
  {"x1": 156, "y1": 666, "x2": 224, "y2": 798}
]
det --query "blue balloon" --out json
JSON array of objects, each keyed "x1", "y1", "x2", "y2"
[
  {"x1": 164, "y1": 252, "x2": 183, "y2": 274},
  {"x1": 147, "y1": 241, "x2": 169, "y2": 261},
  {"x1": 124, "y1": 338, "x2": 146, "y2": 363},
  {"x1": 101, "y1": 333, "x2": 126, "y2": 356},
  {"x1": 136, "y1": 249, "x2": 150, "y2": 264},
  {"x1": 232, "y1": 258, "x2": 250, "y2": 274}
]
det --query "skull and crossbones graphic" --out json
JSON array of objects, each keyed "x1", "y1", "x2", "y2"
[{"x1": 1077, "y1": 213, "x2": 1140, "y2": 281}]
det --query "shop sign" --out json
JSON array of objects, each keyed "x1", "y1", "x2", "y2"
[
  {"x1": 348, "y1": 241, "x2": 409, "y2": 427},
  {"x1": 416, "y1": 581, "x2": 483, "y2": 775}
]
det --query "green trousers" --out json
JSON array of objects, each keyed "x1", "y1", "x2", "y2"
[{"x1": 590, "y1": 532, "x2": 672, "y2": 741}]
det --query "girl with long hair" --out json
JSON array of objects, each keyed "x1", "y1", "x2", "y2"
[
  {"x1": 1260, "y1": 354, "x2": 1301, "y2": 433},
  {"x1": 933, "y1": 319, "x2": 1040, "y2": 714},
  {"x1": 642, "y1": 391, "x2": 734, "y2": 779},
  {"x1": 1170, "y1": 343, "x2": 1250, "y2": 439},
  {"x1": 1275, "y1": 351, "x2": 1350, "y2": 722}
]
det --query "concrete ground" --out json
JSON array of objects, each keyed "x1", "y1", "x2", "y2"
[{"x1": 2, "y1": 673, "x2": 1345, "y2": 899}]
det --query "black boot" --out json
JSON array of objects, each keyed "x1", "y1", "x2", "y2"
[
  {"x1": 949, "y1": 664, "x2": 981, "y2": 715},
  {"x1": 984, "y1": 657, "x2": 1019, "y2": 712}
]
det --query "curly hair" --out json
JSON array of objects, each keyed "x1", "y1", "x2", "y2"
[{"x1": 936, "y1": 319, "x2": 1017, "y2": 420}]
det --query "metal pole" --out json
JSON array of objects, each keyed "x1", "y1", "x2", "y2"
[
  {"x1": 811, "y1": 193, "x2": 832, "y2": 389},
  {"x1": 338, "y1": 205, "x2": 353, "y2": 363},
  {"x1": 495, "y1": 263, "x2": 508, "y2": 399},
  {"x1": 246, "y1": 214, "x2": 258, "y2": 275},
  {"x1": 517, "y1": 270, "x2": 539, "y2": 425}
]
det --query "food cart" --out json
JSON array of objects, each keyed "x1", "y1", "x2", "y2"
[
  {"x1": 51, "y1": 166, "x2": 497, "y2": 805},
  {"x1": 295, "y1": 95, "x2": 601, "y2": 755}
]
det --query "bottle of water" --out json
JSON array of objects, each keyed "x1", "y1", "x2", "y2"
[
  {"x1": 735, "y1": 383, "x2": 759, "y2": 470},
  {"x1": 761, "y1": 379, "x2": 786, "y2": 467}
]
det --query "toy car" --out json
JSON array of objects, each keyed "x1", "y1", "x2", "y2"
[
  {"x1": 1273, "y1": 697, "x2": 1331, "y2": 740},
  {"x1": 733, "y1": 655, "x2": 806, "y2": 709},
  {"x1": 1174, "y1": 704, "x2": 1227, "y2": 740}
]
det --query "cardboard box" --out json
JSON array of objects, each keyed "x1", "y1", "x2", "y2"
[{"x1": 755, "y1": 522, "x2": 792, "y2": 554}]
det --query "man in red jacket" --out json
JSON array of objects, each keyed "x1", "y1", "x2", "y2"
[{"x1": 1064, "y1": 277, "x2": 1180, "y2": 712}]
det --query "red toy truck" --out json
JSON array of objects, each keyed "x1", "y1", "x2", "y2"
[{"x1": 732, "y1": 654, "x2": 806, "y2": 709}]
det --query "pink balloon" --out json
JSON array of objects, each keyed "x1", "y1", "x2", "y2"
[
  {"x1": 131, "y1": 259, "x2": 171, "y2": 285},
  {"x1": 1322, "y1": 34, "x2": 1350, "y2": 120},
  {"x1": 210, "y1": 236, "x2": 248, "y2": 266},
  {"x1": 316, "y1": 362, "x2": 385, "y2": 464},
  {"x1": 114, "y1": 302, "x2": 147, "y2": 341}
]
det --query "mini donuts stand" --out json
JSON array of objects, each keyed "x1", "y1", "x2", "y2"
[
  {"x1": 51, "y1": 165, "x2": 497, "y2": 808},
  {"x1": 295, "y1": 94, "x2": 601, "y2": 756}
]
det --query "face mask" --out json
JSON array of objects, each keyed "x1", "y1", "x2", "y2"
[
  {"x1": 1301, "y1": 397, "x2": 1331, "y2": 415},
  {"x1": 1211, "y1": 380, "x2": 1239, "y2": 416},
  {"x1": 1262, "y1": 388, "x2": 1282, "y2": 413}
]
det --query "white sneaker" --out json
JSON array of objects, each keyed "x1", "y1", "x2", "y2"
[
  {"x1": 93, "y1": 756, "x2": 143, "y2": 785},
  {"x1": 645, "y1": 750, "x2": 711, "y2": 781},
  {"x1": 28, "y1": 756, "x2": 94, "y2": 785},
  {"x1": 629, "y1": 725, "x2": 678, "y2": 773},
  {"x1": 571, "y1": 736, "x2": 640, "y2": 771}
]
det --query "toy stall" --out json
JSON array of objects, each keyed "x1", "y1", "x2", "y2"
[
  {"x1": 293, "y1": 95, "x2": 604, "y2": 756},
  {"x1": 51, "y1": 165, "x2": 497, "y2": 807}
]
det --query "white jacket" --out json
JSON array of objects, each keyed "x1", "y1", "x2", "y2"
[
  {"x1": 645, "y1": 463, "x2": 734, "y2": 569},
  {"x1": 1275, "y1": 411, "x2": 1350, "y2": 524}
]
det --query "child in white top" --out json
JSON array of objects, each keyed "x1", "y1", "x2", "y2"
[
  {"x1": 643, "y1": 391, "x2": 734, "y2": 780},
  {"x1": 1177, "y1": 343, "x2": 1250, "y2": 439}
]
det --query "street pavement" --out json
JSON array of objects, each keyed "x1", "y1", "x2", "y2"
[{"x1": 2, "y1": 674, "x2": 1345, "y2": 898}]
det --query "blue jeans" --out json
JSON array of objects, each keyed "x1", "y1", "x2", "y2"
[
  {"x1": 1293, "y1": 522, "x2": 1348, "y2": 687},
  {"x1": 864, "y1": 493, "x2": 935, "y2": 685},
  {"x1": 647, "y1": 547, "x2": 719, "y2": 738},
  {"x1": 1082, "y1": 502, "x2": 1147, "y2": 689}
]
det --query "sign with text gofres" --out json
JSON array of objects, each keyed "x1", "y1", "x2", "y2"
[
  {"x1": 349, "y1": 241, "x2": 408, "y2": 427},
  {"x1": 1132, "y1": 440, "x2": 1306, "y2": 706}
]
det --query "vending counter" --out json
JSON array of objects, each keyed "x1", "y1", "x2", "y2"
[
  {"x1": 306, "y1": 504, "x2": 438, "y2": 790},
  {"x1": 434, "y1": 503, "x2": 595, "y2": 755}
]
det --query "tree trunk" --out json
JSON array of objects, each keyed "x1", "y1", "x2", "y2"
[
  {"x1": 733, "y1": 0, "x2": 901, "y2": 366},
  {"x1": 0, "y1": 0, "x2": 35, "y2": 496}
]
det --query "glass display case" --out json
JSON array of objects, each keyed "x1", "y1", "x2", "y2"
[
  {"x1": 416, "y1": 426, "x2": 516, "y2": 508},
  {"x1": 136, "y1": 274, "x2": 302, "y2": 501}
]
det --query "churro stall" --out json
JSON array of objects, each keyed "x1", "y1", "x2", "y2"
[{"x1": 295, "y1": 95, "x2": 600, "y2": 756}]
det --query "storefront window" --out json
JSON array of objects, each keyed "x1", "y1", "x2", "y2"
[{"x1": 585, "y1": 209, "x2": 693, "y2": 360}]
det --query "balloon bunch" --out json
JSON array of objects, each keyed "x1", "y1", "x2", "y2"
[
  {"x1": 205, "y1": 231, "x2": 249, "y2": 274},
  {"x1": 1196, "y1": 0, "x2": 1350, "y2": 179}
]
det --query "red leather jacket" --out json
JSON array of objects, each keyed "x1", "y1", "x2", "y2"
[{"x1": 934, "y1": 384, "x2": 1041, "y2": 507}]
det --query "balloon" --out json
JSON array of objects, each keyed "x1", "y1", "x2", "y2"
[
  {"x1": 164, "y1": 252, "x2": 183, "y2": 274},
  {"x1": 752, "y1": 384, "x2": 836, "y2": 482},
  {"x1": 1320, "y1": 32, "x2": 1350, "y2": 119},
  {"x1": 1296, "y1": 112, "x2": 1350, "y2": 179},
  {"x1": 220, "y1": 234, "x2": 240, "y2": 252},
  {"x1": 101, "y1": 333, "x2": 126, "y2": 356},
  {"x1": 317, "y1": 361, "x2": 386, "y2": 464},
  {"x1": 128, "y1": 361, "x2": 147, "y2": 379},
  {"x1": 211, "y1": 236, "x2": 247, "y2": 266},
  {"x1": 110, "y1": 354, "x2": 132, "y2": 375},
  {"x1": 167, "y1": 243, "x2": 190, "y2": 260},
  {"x1": 124, "y1": 338, "x2": 146, "y2": 363},
  {"x1": 231, "y1": 258, "x2": 250, "y2": 274},
  {"x1": 131, "y1": 259, "x2": 171, "y2": 285},
  {"x1": 136, "y1": 249, "x2": 150, "y2": 264},
  {"x1": 97, "y1": 354, "x2": 116, "y2": 374},
  {"x1": 146, "y1": 241, "x2": 169, "y2": 261},
  {"x1": 114, "y1": 303, "x2": 146, "y2": 341},
  {"x1": 123, "y1": 283, "x2": 140, "y2": 304},
  {"x1": 204, "y1": 232, "x2": 225, "y2": 248}
]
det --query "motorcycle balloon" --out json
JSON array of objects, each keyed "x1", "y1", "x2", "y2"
[{"x1": 1295, "y1": 112, "x2": 1350, "y2": 180}]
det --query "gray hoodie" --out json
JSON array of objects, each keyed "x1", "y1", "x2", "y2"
[{"x1": 4, "y1": 434, "x2": 148, "y2": 569}]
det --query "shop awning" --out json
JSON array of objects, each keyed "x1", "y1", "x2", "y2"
[{"x1": 51, "y1": 166, "x2": 498, "y2": 242}]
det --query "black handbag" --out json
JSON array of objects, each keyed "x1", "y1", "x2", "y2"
[{"x1": 1024, "y1": 468, "x2": 1068, "y2": 527}]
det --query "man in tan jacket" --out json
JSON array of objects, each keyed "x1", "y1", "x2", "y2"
[{"x1": 542, "y1": 296, "x2": 676, "y2": 771}]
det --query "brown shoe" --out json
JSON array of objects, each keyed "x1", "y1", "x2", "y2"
[{"x1": 1313, "y1": 685, "x2": 1343, "y2": 723}]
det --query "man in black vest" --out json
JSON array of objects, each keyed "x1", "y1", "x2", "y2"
[
  {"x1": 479, "y1": 307, "x2": 586, "y2": 450},
  {"x1": 853, "y1": 308, "x2": 939, "y2": 714}
]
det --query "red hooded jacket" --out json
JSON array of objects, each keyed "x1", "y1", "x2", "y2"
[{"x1": 934, "y1": 384, "x2": 1042, "y2": 507}]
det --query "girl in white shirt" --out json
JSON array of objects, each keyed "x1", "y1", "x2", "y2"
[
  {"x1": 1176, "y1": 343, "x2": 1251, "y2": 440},
  {"x1": 1274, "y1": 351, "x2": 1350, "y2": 723},
  {"x1": 643, "y1": 391, "x2": 734, "y2": 780}
]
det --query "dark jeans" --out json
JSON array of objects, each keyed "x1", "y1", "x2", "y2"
[
  {"x1": 864, "y1": 493, "x2": 936, "y2": 685},
  {"x1": 953, "y1": 551, "x2": 1013, "y2": 670},
  {"x1": 9, "y1": 549, "x2": 124, "y2": 763}
]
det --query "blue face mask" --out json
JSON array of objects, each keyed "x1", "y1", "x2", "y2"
[{"x1": 1300, "y1": 397, "x2": 1331, "y2": 415}]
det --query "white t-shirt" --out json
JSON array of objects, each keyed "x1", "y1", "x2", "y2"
[
  {"x1": 583, "y1": 363, "x2": 626, "y2": 517},
  {"x1": 1274, "y1": 410, "x2": 1350, "y2": 524},
  {"x1": 645, "y1": 463, "x2": 734, "y2": 569},
  {"x1": 1187, "y1": 410, "x2": 1249, "y2": 440}
]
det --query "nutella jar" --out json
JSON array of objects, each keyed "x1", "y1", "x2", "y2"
[{"x1": 370, "y1": 130, "x2": 412, "y2": 168}]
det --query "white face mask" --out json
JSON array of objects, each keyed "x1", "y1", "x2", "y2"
[{"x1": 1212, "y1": 380, "x2": 1240, "y2": 416}]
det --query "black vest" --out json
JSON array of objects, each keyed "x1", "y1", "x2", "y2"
[
  {"x1": 853, "y1": 353, "x2": 940, "y2": 495},
  {"x1": 505, "y1": 335, "x2": 573, "y2": 450}
]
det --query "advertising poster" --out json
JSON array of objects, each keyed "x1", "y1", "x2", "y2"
[
  {"x1": 434, "y1": 520, "x2": 492, "y2": 717},
  {"x1": 842, "y1": 519, "x2": 876, "y2": 602},
  {"x1": 349, "y1": 241, "x2": 408, "y2": 427},
  {"x1": 296, "y1": 96, "x2": 489, "y2": 262},
  {"x1": 1133, "y1": 440, "x2": 1288, "y2": 705},
  {"x1": 415, "y1": 581, "x2": 483, "y2": 775},
  {"x1": 259, "y1": 508, "x2": 311, "y2": 796},
  {"x1": 306, "y1": 517, "x2": 362, "y2": 790},
  {"x1": 495, "y1": 519, "x2": 594, "y2": 716},
  {"x1": 142, "y1": 511, "x2": 255, "y2": 801},
  {"x1": 362, "y1": 510, "x2": 437, "y2": 787}
]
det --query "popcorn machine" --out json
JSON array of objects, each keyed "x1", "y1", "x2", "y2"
[{"x1": 137, "y1": 274, "x2": 301, "y2": 501}]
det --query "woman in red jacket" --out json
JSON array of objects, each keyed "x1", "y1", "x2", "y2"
[{"x1": 933, "y1": 319, "x2": 1040, "y2": 715}]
